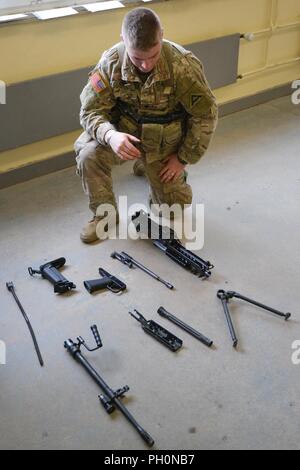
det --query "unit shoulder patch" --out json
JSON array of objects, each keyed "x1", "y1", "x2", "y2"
[{"x1": 90, "y1": 71, "x2": 108, "y2": 94}]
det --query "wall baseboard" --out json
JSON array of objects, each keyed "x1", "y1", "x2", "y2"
[
  {"x1": 218, "y1": 83, "x2": 292, "y2": 117},
  {"x1": 0, "y1": 151, "x2": 75, "y2": 189},
  {"x1": 0, "y1": 83, "x2": 292, "y2": 190}
]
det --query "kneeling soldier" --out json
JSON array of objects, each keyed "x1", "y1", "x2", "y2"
[{"x1": 75, "y1": 7, "x2": 218, "y2": 243}]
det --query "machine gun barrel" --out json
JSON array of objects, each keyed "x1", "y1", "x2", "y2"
[{"x1": 64, "y1": 328, "x2": 154, "y2": 447}]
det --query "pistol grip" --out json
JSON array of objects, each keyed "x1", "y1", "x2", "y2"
[{"x1": 84, "y1": 277, "x2": 109, "y2": 294}]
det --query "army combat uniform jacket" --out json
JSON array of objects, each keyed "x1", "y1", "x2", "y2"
[{"x1": 79, "y1": 40, "x2": 218, "y2": 166}]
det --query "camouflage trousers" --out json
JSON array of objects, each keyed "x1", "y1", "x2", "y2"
[{"x1": 75, "y1": 131, "x2": 193, "y2": 215}]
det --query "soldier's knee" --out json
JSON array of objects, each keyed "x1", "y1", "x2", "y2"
[
  {"x1": 174, "y1": 189, "x2": 193, "y2": 207},
  {"x1": 162, "y1": 184, "x2": 193, "y2": 208},
  {"x1": 74, "y1": 131, "x2": 94, "y2": 155},
  {"x1": 76, "y1": 141, "x2": 101, "y2": 174}
]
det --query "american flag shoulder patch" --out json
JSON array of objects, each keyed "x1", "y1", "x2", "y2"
[{"x1": 90, "y1": 71, "x2": 107, "y2": 93}]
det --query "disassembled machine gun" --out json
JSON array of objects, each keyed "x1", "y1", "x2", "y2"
[
  {"x1": 64, "y1": 325, "x2": 155, "y2": 447},
  {"x1": 132, "y1": 210, "x2": 214, "y2": 279}
]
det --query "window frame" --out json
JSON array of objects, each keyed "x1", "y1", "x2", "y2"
[{"x1": 0, "y1": 0, "x2": 168, "y2": 25}]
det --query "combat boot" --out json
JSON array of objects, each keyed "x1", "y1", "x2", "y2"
[
  {"x1": 133, "y1": 160, "x2": 146, "y2": 177},
  {"x1": 80, "y1": 212, "x2": 119, "y2": 244}
]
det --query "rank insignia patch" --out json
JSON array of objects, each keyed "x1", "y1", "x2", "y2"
[
  {"x1": 191, "y1": 94, "x2": 202, "y2": 107},
  {"x1": 90, "y1": 71, "x2": 107, "y2": 93}
]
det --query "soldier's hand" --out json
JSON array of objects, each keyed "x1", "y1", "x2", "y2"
[
  {"x1": 159, "y1": 154, "x2": 185, "y2": 183},
  {"x1": 108, "y1": 131, "x2": 141, "y2": 161}
]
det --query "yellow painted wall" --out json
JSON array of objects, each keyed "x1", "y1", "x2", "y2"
[{"x1": 0, "y1": 0, "x2": 299, "y2": 173}]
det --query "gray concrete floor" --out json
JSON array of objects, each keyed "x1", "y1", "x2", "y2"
[{"x1": 0, "y1": 96, "x2": 300, "y2": 450}]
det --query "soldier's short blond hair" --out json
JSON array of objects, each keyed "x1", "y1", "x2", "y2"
[{"x1": 122, "y1": 8, "x2": 162, "y2": 51}]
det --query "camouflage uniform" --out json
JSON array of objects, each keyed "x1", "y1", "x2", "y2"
[{"x1": 75, "y1": 40, "x2": 218, "y2": 215}]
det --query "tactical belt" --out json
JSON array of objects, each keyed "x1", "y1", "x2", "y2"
[{"x1": 118, "y1": 102, "x2": 185, "y2": 125}]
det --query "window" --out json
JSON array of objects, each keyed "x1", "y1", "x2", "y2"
[
  {"x1": 0, "y1": 1, "x2": 104, "y2": 15},
  {"x1": 0, "y1": 0, "x2": 164, "y2": 17}
]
